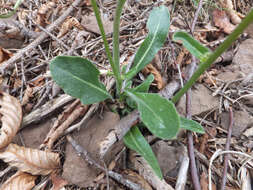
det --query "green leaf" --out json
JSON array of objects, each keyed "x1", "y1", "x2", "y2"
[
  {"x1": 126, "y1": 91, "x2": 180, "y2": 139},
  {"x1": 0, "y1": 0, "x2": 23, "y2": 18},
  {"x1": 173, "y1": 31, "x2": 211, "y2": 62},
  {"x1": 123, "y1": 126, "x2": 163, "y2": 179},
  {"x1": 125, "y1": 6, "x2": 170, "y2": 80},
  {"x1": 180, "y1": 117, "x2": 205, "y2": 134},
  {"x1": 50, "y1": 56, "x2": 111, "y2": 105},
  {"x1": 126, "y1": 74, "x2": 154, "y2": 109},
  {"x1": 132, "y1": 74, "x2": 154, "y2": 93},
  {"x1": 191, "y1": 0, "x2": 199, "y2": 7}
]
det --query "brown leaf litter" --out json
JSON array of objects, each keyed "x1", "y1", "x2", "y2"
[
  {"x1": 0, "y1": 0, "x2": 253, "y2": 189},
  {"x1": 0, "y1": 143, "x2": 60, "y2": 175},
  {"x1": 0, "y1": 171, "x2": 36, "y2": 190},
  {"x1": 0, "y1": 92, "x2": 22, "y2": 149},
  {"x1": 62, "y1": 111, "x2": 121, "y2": 188}
]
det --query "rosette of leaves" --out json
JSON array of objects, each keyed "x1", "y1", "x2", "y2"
[{"x1": 50, "y1": 4, "x2": 204, "y2": 179}]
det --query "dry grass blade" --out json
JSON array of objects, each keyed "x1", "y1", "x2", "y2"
[
  {"x1": 0, "y1": 92, "x2": 22, "y2": 149},
  {"x1": 0, "y1": 144, "x2": 60, "y2": 175},
  {"x1": 0, "y1": 171, "x2": 36, "y2": 190}
]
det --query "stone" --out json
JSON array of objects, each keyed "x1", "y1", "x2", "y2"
[
  {"x1": 62, "y1": 111, "x2": 121, "y2": 188},
  {"x1": 220, "y1": 110, "x2": 253, "y2": 137},
  {"x1": 233, "y1": 39, "x2": 253, "y2": 76},
  {"x1": 152, "y1": 141, "x2": 184, "y2": 178},
  {"x1": 176, "y1": 84, "x2": 219, "y2": 116},
  {"x1": 13, "y1": 119, "x2": 52, "y2": 149}
]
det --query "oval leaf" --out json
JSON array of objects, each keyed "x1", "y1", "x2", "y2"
[
  {"x1": 50, "y1": 56, "x2": 111, "y2": 105},
  {"x1": 126, "y1": 91, "x2": 180, "y2": 139},
  {"x1": 123, "y1": 126, "x2": 163, "y2": 179},
  {"x1": 180, "y1": 117, "x2": 205, "y2": 134},
  {"x1": 125, "y1": 6, "x2": 170, "y2": 80},
  {"x1": 0, "y1": 92, "x2": 22, "y2": 149},
  {"x1": 0, "y1": 144, "x2": 60, "y2": 175},
  {"x1": 173, "y1": 31, "x2": 211, "y2": 62}
]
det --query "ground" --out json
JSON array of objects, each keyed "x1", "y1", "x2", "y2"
[{"x1": 0, "y1": 0, "x2": 253, "y2": 189}]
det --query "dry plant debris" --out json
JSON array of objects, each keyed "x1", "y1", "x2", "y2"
[
  {"x1": 0, "y1": 143, "x2": 60, "y2": 175},
  {"x1": 0, "y1": 92, "x2": 22, "y2": 149},
  {"x1": 0, "y1": 171, "x2": 36, "y2": 190},
  {"x1": 0, "y1": 48, "x2": 12, "y2": 63},
  {"x1": 0, "y1": 0, "x2": 252, "y2": 189}
]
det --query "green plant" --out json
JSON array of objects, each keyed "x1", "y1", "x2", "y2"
[
  {"x1": 0, "y1": 0, "x2": 23, "y2": 18},
  {"x1": 50, "y1": 0, "x2": 253, "y2": 179}
]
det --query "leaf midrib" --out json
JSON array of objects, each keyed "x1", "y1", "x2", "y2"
[
  {"x1": 128, "y1": 92, "x2": 165, "y2": 126},
  {"x1": 60, "y1": 67, "x2": 110, "y2": 97},
  {"x1": 132, "y1": 15, "x2": 162, "y2": 71}
]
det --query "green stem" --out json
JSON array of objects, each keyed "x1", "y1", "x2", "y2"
[
  {"x1": 0, "y1": 0, "x2": 23, "y2": 18},
  {"x1": 171, "y1": 9, "x2": 253, "y2": 104},
  {"x1": 90, "y1": 0, "x2": 122, "y2": 92},
  {"x1": 113, "y1": 0, "x2": 126, "y2": 93}
]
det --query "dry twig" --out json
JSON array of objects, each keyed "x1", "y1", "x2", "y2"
[
  {"x1": 185, "y1": 1, "x2": 204, "y2": 190},
  {"x1": 0, "y1": 0, "x2": 83, "y2": 74},
  {"x1": 220, "y1": 107, "x2": 234, "y2": 190},
  {"x1": 67, "y1": 135, "x2": 145, "y2": 190}
]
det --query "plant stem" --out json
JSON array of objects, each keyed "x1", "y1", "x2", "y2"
[
  {"x1": 113, "y1": 0, "x2": 126, "y2": 94},
  {"x1": 171, "y1": 9, "x2": 253, "y2": 103},
  {"x1": 0, "y1": 0, "x2": 23, "y2": 18},
  {"x1": 90, "y1": 0, "x2": 122, "y2": 92}
]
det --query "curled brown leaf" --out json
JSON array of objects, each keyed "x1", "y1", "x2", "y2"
[
  {"x1": 219, "y1": 0, "x2": 241, "y2": 24},
  {"x1": 57, "y1": 17, "x2": 84, "y2": 38},
  {"x1": 36, "y1": 2, "x2": 56, "y2": 31},
  {"x1": 0, "y1": 171, "x2": 36, "y2": 190},
  {"x1": 0, "y1": 48, "x2": 13, "y2": 63},
  {"x1": 0, "y1": 92, "x2": 22, "y2": 149},
  {"x1": 0, "y1": 144, "x2": 60, "y2": 175},
  {"x1": 142, "y1": 64, "x2": 165, "y2": 90},
  {"x1": 212, "y1": 9, "x2": 236, "y2": 34}
]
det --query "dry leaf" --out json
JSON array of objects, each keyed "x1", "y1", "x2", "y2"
[
  {"x1": 0, "y1": 144, "x2": 60, "y2": 175},
  {"x1": 81, "y1": 15, "x2": 113, "y2": 35},
  {"x1": 219, "y1": 0, "x2": 241, "y2": 24},
  {"x1": 36, "y1": 2, "x2": 56, "y2": 31},
  {"x1": 212, "y1": 9, "x2": 236, "y2": 34},
  {"x1": 123, "y1": 170, "x2": 152, "y2": 190},
  {"x1": 0, "y1": 171, "x2": 36, "y2": 190},
  {"x1": 57, "y1": 17, "x2": 83, "y2": 38},
  {"x1": 0, "y1": 92, "x2": 22, "y2": 149},
  {"x1": 200, "y1": 172, "x2": 216, "y2": 190},
  {"x1": 142, "y1": 64, "x2": 164, "y2": 90},
  {"x1": 199, "y1": 127, "x2": 217, "y2": 154},
  {"x1": 0, "y1": 47, "x2": 13, "y2": 63},
  {"x1": 51, "y1": 173, "x2": 68, "y2": 190},
  {"x1": 21, "y1": 85, "x2": 33, "y2": 106}
]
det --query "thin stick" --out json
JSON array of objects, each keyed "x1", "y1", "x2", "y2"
[
  {"x1": 67, "y1": 135, "x2": 145, "y2": 190},
  {"x1": 220, "y1": 107, "x2": 234, "y2": 190},
  {"x1": 186, "y1": 91, "x2": 201, "y2": 190},
  {"x1": 0, "y1": 0, "x2": 83, "y2": 74},
  {"x1": 185, "y1": 1, "x2": 204, "y2": 190},
  {"x1": 190, "y1": 0, "x2": 204, "y2": 34},
  {"x1": 175, "y1": 146, "x2": 189, "y2": 190}
]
